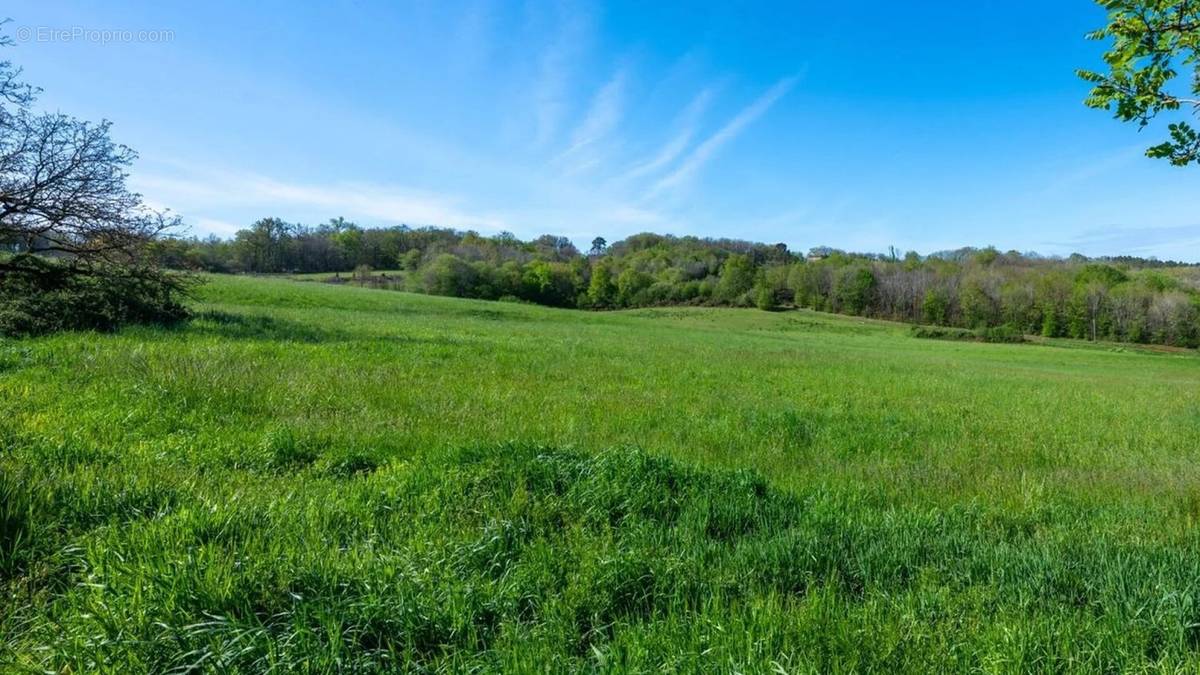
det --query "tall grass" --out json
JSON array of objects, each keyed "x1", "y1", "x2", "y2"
[{"x1": 3, "y1": 274, "x2": 1200, "y2": 672}]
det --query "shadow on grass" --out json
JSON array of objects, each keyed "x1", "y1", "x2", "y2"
[
  {"x1": 177, "y1": 310, "x2": 474, "y2": 350},
  {"x1": 187, "y1": 310, "x2": 356, "y2": 343}
]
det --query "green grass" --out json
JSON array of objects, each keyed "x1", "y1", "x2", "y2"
[{"x1": 4, "y1": 274, "x2": 1200, "y2": 672}]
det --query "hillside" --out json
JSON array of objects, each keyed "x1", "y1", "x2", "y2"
[
  {"x1": 4, "y1": 275, "x2": 1200, "y2": 672},
  {"x1": 155, "y1": 226, "x2": 1200, "y2": 350}
]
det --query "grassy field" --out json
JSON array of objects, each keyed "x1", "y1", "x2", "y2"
[{"x1": 4, "y1": 274, "x2": 1200, "y2": 672}]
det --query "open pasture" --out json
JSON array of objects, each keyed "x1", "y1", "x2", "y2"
[{"x1": 4, "y1": 275, "x2": 1200, "y2": 672}]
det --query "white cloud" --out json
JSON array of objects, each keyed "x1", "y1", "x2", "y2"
[
  {"x1": 245, "y1": 176, "x2": 506, "y2": 228},
  {"x1": 1045, "y1": 225, "x2": 1200, "y2": 260},
  {"x1": 124, "y1": 59, "x2": 802, "y2": 248},
  {"x1": 647, "y1": 76, "x2": 797, "y2": 199},
  {"x1": 1038, "y1": 144, "x2": 1146, "y2": 196},
  {"x1": 531, "y1": 8, "x2": 591, "y2": 147},
  {"x1": 192, "y1": 218, "x2": 243, "y2": 237},
  {"x1": 557, "y1": 68, "x2": 628, "y2": 173},
  {"x1": 130, "y1": 166, "x2": 506, "y2": 236},
  {"x1": 621, "y1": 87, "x2": 714, "y2": 182}
]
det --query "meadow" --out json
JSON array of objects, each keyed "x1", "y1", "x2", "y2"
[{"x1": 4, "y1": 274, "x2": 1200, "y2": 672}]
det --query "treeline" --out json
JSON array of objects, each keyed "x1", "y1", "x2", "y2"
[{"x1": 152, "y1": 218, "x2": 1200, "y2": 348}]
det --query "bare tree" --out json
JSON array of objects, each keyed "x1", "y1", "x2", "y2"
[
  {"x1": 0, "y1": 21, "x2": 189, "y2": 336},
  {"x1": 0, "y1": 23, "x2": 35, "y2": 120},
  {"x1": 0, "y1": 21, "x2": 178, "y2": 274}
]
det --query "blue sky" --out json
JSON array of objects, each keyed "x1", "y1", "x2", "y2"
[{"x1": 6, "y1": 1, "x2": 1200, "y2": 259}]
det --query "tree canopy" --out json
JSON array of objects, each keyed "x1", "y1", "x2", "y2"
[{"x1": 1080, "y1": 0, "x2": 1200, "y2": 165}]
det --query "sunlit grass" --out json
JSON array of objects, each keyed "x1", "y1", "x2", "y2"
[{"x1": 3, "y1": 274, "x2": 1200, "y2": 672}]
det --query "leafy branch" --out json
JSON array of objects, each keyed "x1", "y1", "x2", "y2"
[{"x1": 1079, "y1": 0, "x2": 1200, "y2": 165}]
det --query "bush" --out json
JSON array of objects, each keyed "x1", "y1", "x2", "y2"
[
  {"x1": 910, "y1": 325, "x2": 977, "y2": 341},
  {"x1": 977, "y1": 324, "x2": 1025, "y2": 343},
  {"x1": 910, "y1": 324, "x2": 1025, "y2": 344},
  {"x1": 421, "y1": 254, "x2": 477, "y2": 297},
  {"x1": 0, "y1": 260, "x2": 192, "y2": 337}
]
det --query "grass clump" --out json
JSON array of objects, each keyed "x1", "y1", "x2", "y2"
[
  {"x1": 7, "y1": 445, "x2": 1200, "y2": 672},
  {"x1": 0, "y1": 447, "x2": 797, "y2": 671}
]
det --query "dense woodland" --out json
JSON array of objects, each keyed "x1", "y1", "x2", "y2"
[{"x1": 146, "y1": 218, "x2": 1200, "y2": 348}]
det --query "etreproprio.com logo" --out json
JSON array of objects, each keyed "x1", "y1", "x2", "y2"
[{"x1": 14, "y1": 25, "x2": 175, "y2": 44}]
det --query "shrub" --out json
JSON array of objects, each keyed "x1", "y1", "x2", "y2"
[
  {"x1": 910, "y1": 325, "x2": 977, "y2": 341},
  {"x1": 977, "y1": 324, "x2": 1025, "y2": 343},
  {"x1": 910, "y1": 324, "x2": 1025, "y2": 344},
  {"x1": 421, "y1": 254, "x2": 477, "y2": 297},
  {"x1": 0, "y1": 260, "x2": 192, "y2": 337}
]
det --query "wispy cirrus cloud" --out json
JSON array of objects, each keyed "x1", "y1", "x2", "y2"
[
  {"x1": 1044, "y1": 224, "x2": 1200, "y2": 260},
  {"x1": 647, "y1": 75, "x2": 798, "y2": 200},
  {"x1": 1039, "y1": 144, "x2": 1146, "y2": 196},
  {"x1": 620, "y1": 87, "x2": 715, "y2": 183},
  {"x1": 557, "y1": 68, "x2": 628, "y2": 173},
  {"x1": 126, "y1": 5, "x2": 798, "y2": 251},
  {"x1": 531, "y1": 7, "x2": 592, "y2": 148}
]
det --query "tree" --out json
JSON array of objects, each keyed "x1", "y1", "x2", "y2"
[
  {"x1": 834, "y1": 265, "x2": 877, "y2": 316},
  {"x1": 788, "y1": 262, "x2": 830, "y2": 310},
  {"x1": 1075, "y1": 281, "x2": 1111, "y2": 341},
  {"x1": 422, "y1": 253, "x2": 477, "y2": 297},
  {"x1": 1000, "y1": 280, "x2": 1039, "y2": 333},
  {"x1": 400, "y1": 249, "x2": 422, "y2": 271},
  {"x1": 587, "y1": 260, "x2": 617, "y2": 307},
  {"x1": 0, "y1": 86, "x2": 177, "y2": 268},
  {"x1": 716, "y1": 254, "x2": 755, "y2": 303},
  {"x1": 923, "y1": 287, "x2": 951, "y2": 325},
  {"x1": 616, "y1": 267, "x2": 653, "y2": 307},
  {"x1": 754, "y1": 275, "x2": 779, "y2": 311},
  {"x1": 125, "y1": 207, "x2": 1200, "y2": 348},
  {"x1": 0, "y1": 22, "x2": 189, "y2": 335},
  {"x1": 234, "y1": 218, "x2": 293, "y2": 272},
  {"x1": 1080, "y1": 1, "x2": 1200, "y2": 165},
  {"x1": 520, "y1": 260, "x2": 577, "y2": 307},
  {"x1": 533, "y1": 234, "x2": 579, "y2": 261},
  {"x1": 959, "y1": 274, "x2": 1000, "y2": 328},
  {"x1": 589, "y1": 237, "x2": 607, "y2": 256}
]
